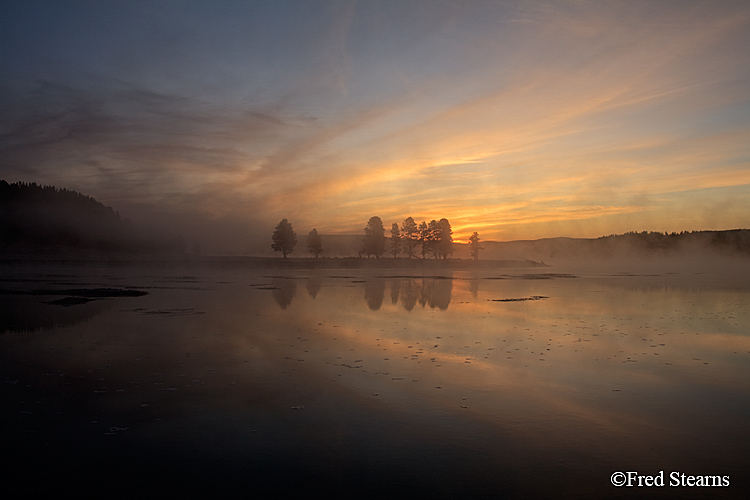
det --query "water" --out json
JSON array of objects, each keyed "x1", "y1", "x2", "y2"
[{"x1": 1, "y1": 262, "x2": 748, "y2": 497}]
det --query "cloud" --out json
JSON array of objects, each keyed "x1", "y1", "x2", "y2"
[
  {"x1": 1, "y1": 79, "x2": 288, "y2": 191},
  {"x1": 1, "y1": 1, "x2": 749, "y2": 249}
]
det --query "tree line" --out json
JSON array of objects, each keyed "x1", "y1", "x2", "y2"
[
  {"x1": 271, "y1": 216, "x2": 483, "y2": 260},
  {"x1": 0, "y1": 179, "x2": 189, "y2": 254}
]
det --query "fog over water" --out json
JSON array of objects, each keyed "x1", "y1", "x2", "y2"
[
  {"x1": 1, "y1": 260, "x2": 748, "y2": 497},
  {"x1": 3, "y1": 2, "x2": 749, "y2": 494}
]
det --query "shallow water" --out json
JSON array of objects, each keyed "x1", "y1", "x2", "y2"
[{"x1": 1, "y1": 262, "x2": 749, "y2": 497}]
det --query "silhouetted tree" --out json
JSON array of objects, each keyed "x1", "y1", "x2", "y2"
[
  {"x1": 390, "y1": 222, "x2": 401, "y2": 258},
  {"x1": 427, "y1": 220, "x2": 441, "y2": 259},
  {"x1": 362, "y1": 216, "x2": 385, "y2": 258},
  {"x1": 437, "y1": 218, "x2": 453, "y2": 259},
  {"x1": 418, "y1": 220, "x2": 429, "y2": 259},
  {"x1": 271, "y1": 219, "x2": 297, "y2": 258},
  {"x1": 306, "y1": 228, "x2": 322, "y2": 258},
  {"x1": 400, "y1": 217, "x2": 418, "y2": 258},
  {"x1": 469, "y1": 232, "x2": 483, "y2": 260},
  {"x1": 0, "y1": 180, "x2": 156, "y2": 252}
]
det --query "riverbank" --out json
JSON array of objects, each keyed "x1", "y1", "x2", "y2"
[{"x1": 0, "y1": 253, "x2": 547, "y2": 270}]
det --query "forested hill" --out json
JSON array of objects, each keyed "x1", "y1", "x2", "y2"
[
  {"x1": 0, "y1": 180, "x2": 179, "y2": 254},
  {"x1": 479, "y1": 230, "x2": 750, "y2": 262}
]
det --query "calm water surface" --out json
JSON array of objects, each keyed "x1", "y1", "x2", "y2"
[{"x1": 2, "y1": 262, "x2": 749, "y2": 498}]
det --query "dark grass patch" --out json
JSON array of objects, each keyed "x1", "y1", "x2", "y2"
[
  {"x1": 489, "y1": 296, "x2": 549, "y2": 302},
  {"x1": 139, "y1": 308, "x2": 204, "y2": 316},
  {"x1": 46, "y1": 297, "x2": 96, "y2": 306},
  {"x1": 32, "y1": 288, "x2": 148, "y2": 298}
]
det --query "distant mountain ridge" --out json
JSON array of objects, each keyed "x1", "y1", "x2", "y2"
[{"x1": 477, "y1": 230, "x2": 750, "y2": 262}]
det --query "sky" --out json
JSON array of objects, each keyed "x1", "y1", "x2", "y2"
[{"x1": 1, "y1": 0, "x2": 749, "y2": 251}]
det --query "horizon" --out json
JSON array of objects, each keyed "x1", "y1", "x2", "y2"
[
  {"x1": 1, "y1": 1, "x2": 749, "y2": 253},
  {"x1": 6, "y1": 178, "x2": 747, "y2": 254}
]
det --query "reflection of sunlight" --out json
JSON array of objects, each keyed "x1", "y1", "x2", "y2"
[
  {"x1": 4, "y1": 266, "x2": 749, "y2": 496},
  {"x1": 277, "y1": 273, "x2": 750, "y2": 404}
]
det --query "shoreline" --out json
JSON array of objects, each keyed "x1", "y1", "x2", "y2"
[{"x1": 0, "y1": 253, "x2": 548, "y2": 269}]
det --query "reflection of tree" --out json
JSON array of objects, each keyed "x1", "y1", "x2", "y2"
[
  {"x1": 305, "y1": 276, "x2": 322, "y2": 299},
  {"x1": 399, "y1": 279, "x2": 418, "y2": 311},
  {"x1": 364, "y1": 279, "x2": 386, "y2": 310},
  {"x1": 432, "y1": 279, "x2": 452, "y2": 309},
  {"x1": 469, "y1": 278, "x2": 480, "y2": 298},
  {"x1": 272, "y1": 279, "x2": 297, "y2": 309},
  {"x1": 389, "y1": 279, "x2": 400, "y2": 304},
  {"x1": 385, "y1": 277, "x2": 453, "y2": 311},
  {"x1": 418, "y1": 278, "x2": 452, "y2": 310}
]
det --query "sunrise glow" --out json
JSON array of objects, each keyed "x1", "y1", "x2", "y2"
[{"x1": 1, "y1": 1, "x2": 748, "y2": 251}]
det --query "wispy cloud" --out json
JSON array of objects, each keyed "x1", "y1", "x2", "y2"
[{"x1": 1, "y1": 1, "x2": 749, "y2": 248}]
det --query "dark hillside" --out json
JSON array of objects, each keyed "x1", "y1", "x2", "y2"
[
  {"x1": 0, "y1": 180, "x2": 180, "y2": 254},
  {"x1": 478, "y1": 230, "x2": 750, "y2": 263}
]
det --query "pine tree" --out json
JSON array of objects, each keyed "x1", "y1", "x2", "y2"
[
  {"x1": 437, "y1": 218, "x2": 453, "y2": 259},
  {"x1": 306, "y1": 228, "x2": 322, "y2": 258},
  {"x1": 390, "y1": 223, "x2": 401, "y2": 258},
  {"x1": 362, "y1": 216, "x2": 386, "y2": 258},
  {"x1": 400, "y1": 217, "x2": 418, "y2": 258},
  {"x1": 271, "y1": 219, "x2": 297, "y2": 258},
  {"x1": 469, "y1": 232, "x2": 483, "y2": 260}
]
